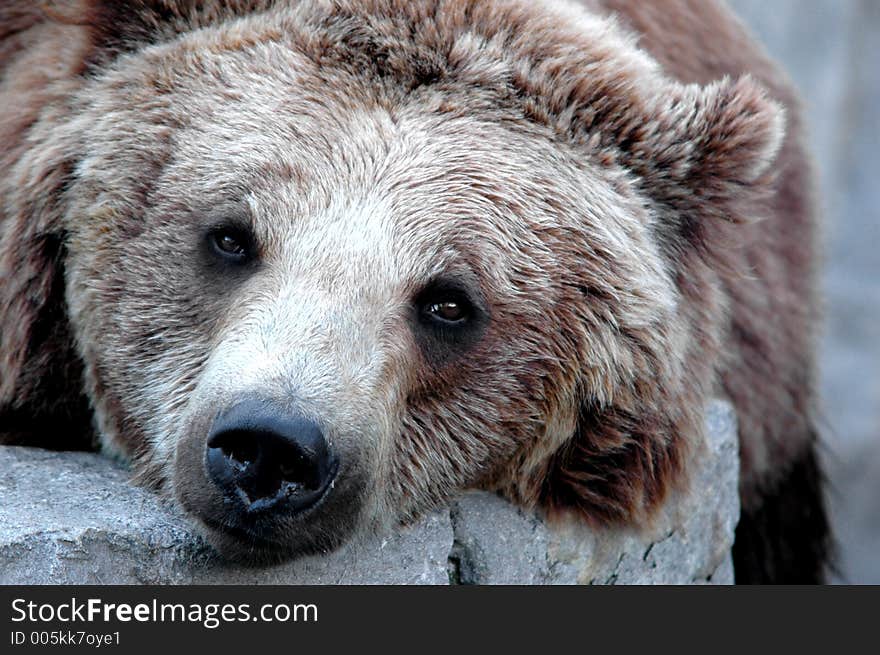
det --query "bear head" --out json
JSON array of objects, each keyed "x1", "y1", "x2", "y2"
[{"x1": 0, "y1": 0, "x2": 783, "y2": 561}]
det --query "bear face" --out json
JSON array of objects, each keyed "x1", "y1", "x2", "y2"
[{"x1": 1, "y1": 0, "x2": 785, "y2": 562}]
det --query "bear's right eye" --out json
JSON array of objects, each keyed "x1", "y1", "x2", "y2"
[{"x1": 206, "y1": 226, "x2": 255, "y2": 264}]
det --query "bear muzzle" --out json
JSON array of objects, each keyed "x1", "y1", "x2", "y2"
[{"x1": 173, "y1": 396, "x2": 366, "y2": 563}]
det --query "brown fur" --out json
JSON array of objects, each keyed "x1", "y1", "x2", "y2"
[{"x1": 0, "y1": 0, "x2": 826, "y2": 579}]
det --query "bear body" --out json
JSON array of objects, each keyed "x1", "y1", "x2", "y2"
[{"x1": 0, "y1": 0, "x2": 828, "y2": 582}]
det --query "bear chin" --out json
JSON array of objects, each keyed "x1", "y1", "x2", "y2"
[{"x1": 174, "y1": 447, "x2": 370, "y2": 564}]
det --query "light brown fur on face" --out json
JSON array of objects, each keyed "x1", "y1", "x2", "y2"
[{"x1": 0, "y1": 0, "x2": 827, "y2": 579}]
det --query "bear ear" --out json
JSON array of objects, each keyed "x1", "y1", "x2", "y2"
[
  {"x1": 615, "y1": 75, "x2": 785, "y2": 230},
  {"x1": 0, "y1": 157, "x2": 93, "y2": 447},
  {"x1": 0, "y1": 2, "x2": 92, "y2": 444}
]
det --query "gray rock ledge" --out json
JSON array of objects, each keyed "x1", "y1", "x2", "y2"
[{"x1": 0, "y1": 400, "x2": 739, "y2": 584}]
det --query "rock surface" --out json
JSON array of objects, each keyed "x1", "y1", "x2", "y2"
[{"x1": 0, "y1": 401, "x2": 738, "y2": 584}]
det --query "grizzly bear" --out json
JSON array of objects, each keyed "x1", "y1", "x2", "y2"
[{"x1": 0, "y1": 0, "x2": 829, "y2": 583}]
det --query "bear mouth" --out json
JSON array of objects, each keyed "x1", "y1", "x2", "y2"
[
  {"x1": 197, "y1": 512, "x2": 352, "y2": 565},
  {"x1": 189, "y1": 458, "x2": 367, "y2": 564},
  {"x1": 196, "y1": 466, "x2": 338, "y2": 551},
  {"x1": 200, "y1": 516, "x2": 282, "y2": 549},
  {"x1": 198, "y1": 514, "x2": 300, "y2": 560}
]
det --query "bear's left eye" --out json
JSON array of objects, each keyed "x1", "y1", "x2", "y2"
[
  {"x1": 411, "y1": 278, "x2": 486, "y2": 363},
  {"x1": 423, "y1": 299, "x2": 468, "y2": 324},
  {"x1": 416, "y1": 282, "x2": 476, "y2": 328}
]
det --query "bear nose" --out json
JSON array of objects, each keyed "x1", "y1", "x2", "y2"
[{"x1": 205, "y1": 400, "x2": 338, "y2": 515}]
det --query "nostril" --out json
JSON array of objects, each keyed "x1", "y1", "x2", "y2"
[
  {"x1": 278, "y1": 450, "x2": 320, "y2": 489},
  {"x1": 210, "y1": 432, "x2": 259, "y2": 472}
]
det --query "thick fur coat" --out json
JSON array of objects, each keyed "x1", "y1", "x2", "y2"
[{"x1": 0, "y1": 0, "x2": 828, "y2": 582}]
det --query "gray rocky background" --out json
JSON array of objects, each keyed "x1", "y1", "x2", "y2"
[
  {"x1": 0, "y1": 401, "x2": 738, "y2": 585},
  {"x1": 728, "y1": 0, "x2": 880, "y2": 584}
]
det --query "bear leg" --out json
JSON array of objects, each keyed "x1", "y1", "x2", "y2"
[{"x1": 732, "y1": 438, "x2": 832, "y2": 584}]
